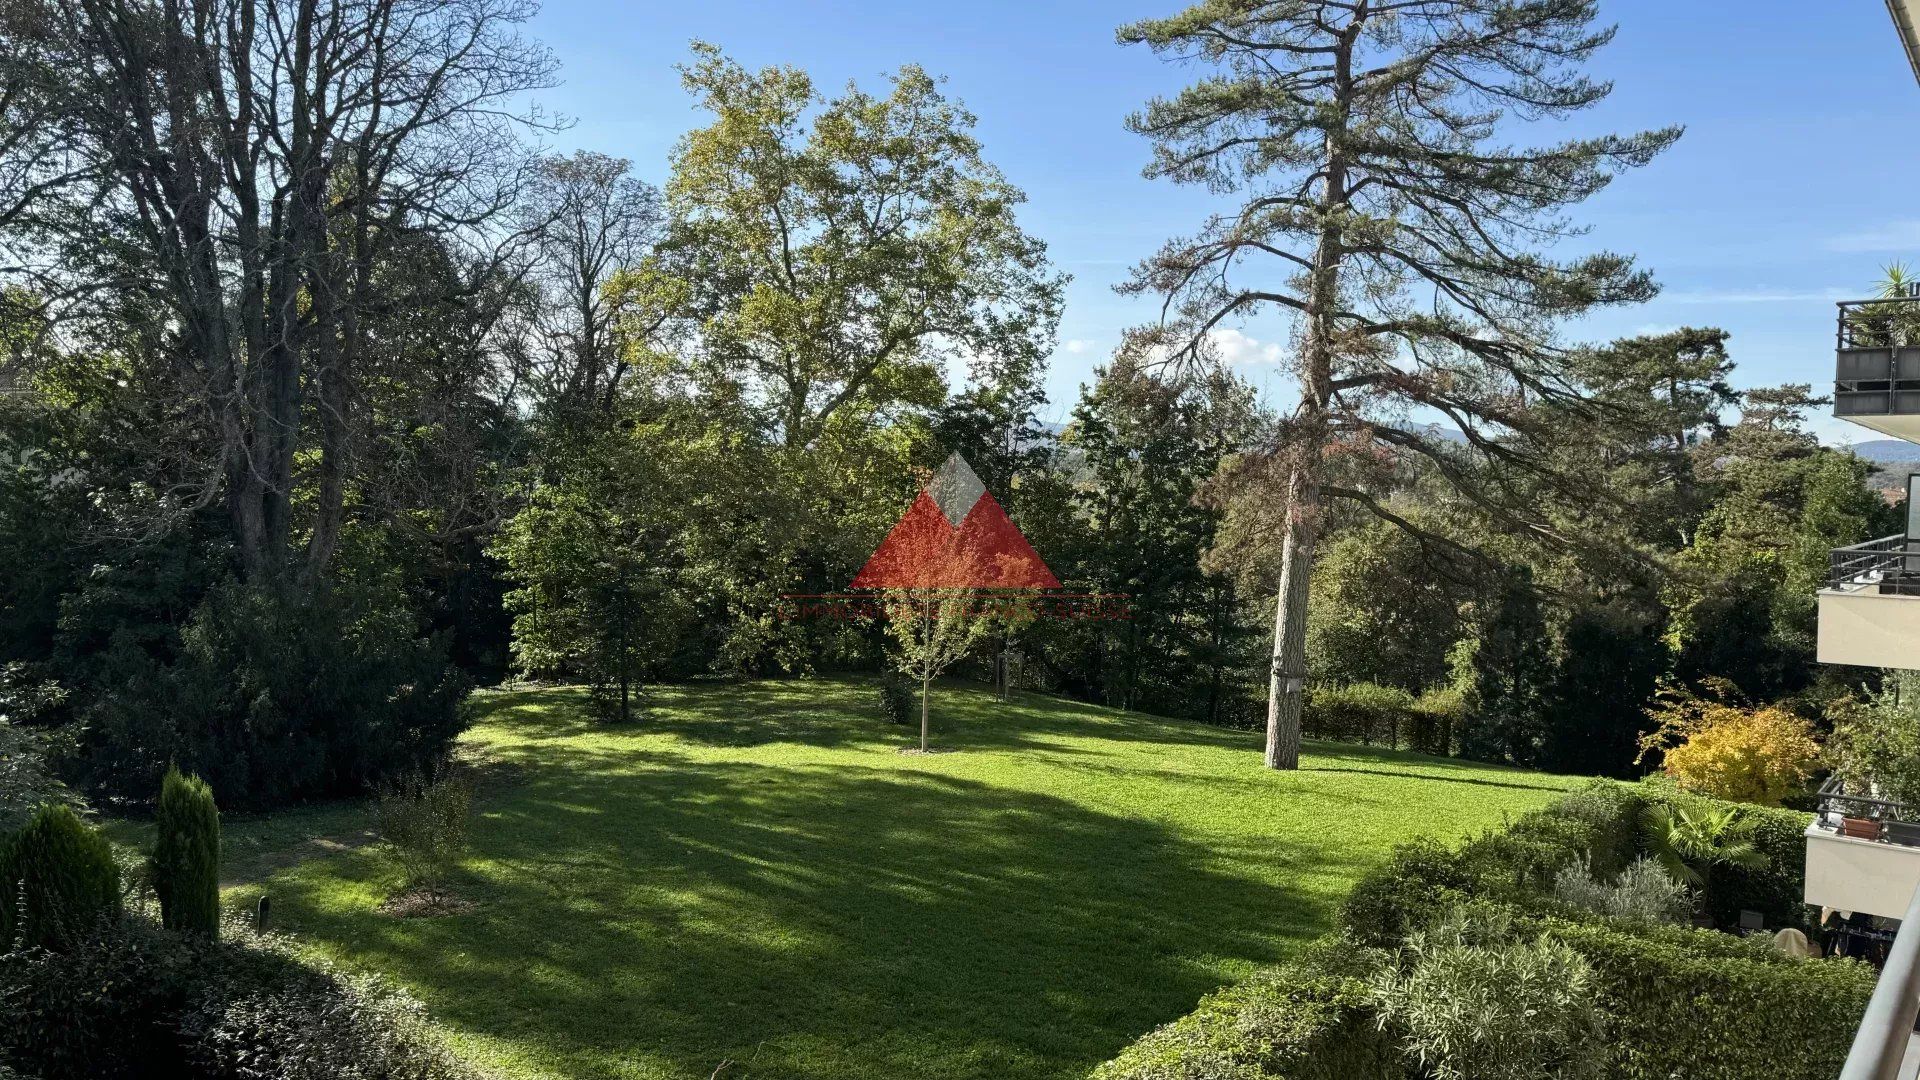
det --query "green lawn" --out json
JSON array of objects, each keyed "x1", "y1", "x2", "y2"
[{"x1": 231, "y1": 679, "x2": 1578, "y2": 1080}]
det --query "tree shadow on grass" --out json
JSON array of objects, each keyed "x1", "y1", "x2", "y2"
[
  {"x1": 474, "y1": 678, "x2": 1270, "y2": 760},
  {"x1": 1299, "y1": 764, "x2": 1570, "y2": 793},
  {"x1": 268, "y1": 743, "x2": 1348, "y2": 1080}
]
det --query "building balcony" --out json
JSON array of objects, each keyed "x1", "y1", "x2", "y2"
[
  {"x1": 1819, "y1": 535, "x2": 1920, "y2": 669},
  {"x1": 1808, "y1": 778, "x2": 1920, "y2": 920},
  {"x1": 1836, "y1": 297, "x2": 1920, "y2": 441}
]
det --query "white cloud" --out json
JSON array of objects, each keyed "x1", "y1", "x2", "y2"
[
  {"x1": 1061, "y1": 338, "x2": 1091, "y2": 355},
  {"x1": 1828, "y1": 221, "x2": 1920, "y2": 253},
  {"x1": 1208, "y1": 327, "x2": 1285, "y2": 365}
]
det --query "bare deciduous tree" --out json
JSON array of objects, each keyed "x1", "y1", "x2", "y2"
[{"x1": 2, "y1": 0, "x2": 559, "y2": 582}]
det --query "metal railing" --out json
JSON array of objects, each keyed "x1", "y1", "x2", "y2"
[
  {"x1": 1839, "y1": 882, "x2": 1920, "y2": 1080},
  {"x1": 1830, "y1": 535, "x2": 1917, "y2": 591},
  {"x1": 1839, "y1": 296, "x2": 1920, "y2": 351},
  {"x1": 1816, "y1": 775, "x2": 1920, "y2": 838}
]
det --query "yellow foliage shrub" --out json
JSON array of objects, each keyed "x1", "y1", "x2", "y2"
[{"x1": 1639, "y1": 684, "x2": 1820, "y2": 806}]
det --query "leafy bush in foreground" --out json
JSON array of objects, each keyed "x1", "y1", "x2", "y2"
[
  {"x1": 1545, "y1": 917, "x2": 1874, "y2": 1080},
  {"x1": 1372, "y1": 905, "x2": 1609, "y2": 1080},
  {"x1": 1103, "y1": 781, "x2": 1863, "y2": 1080},
  {"x1": 1090, "y1": 940, "x2": 1405, "y2": 1080},
  {"x1": 0, "y1": 914, "x2": 484, "y2": 1080}
]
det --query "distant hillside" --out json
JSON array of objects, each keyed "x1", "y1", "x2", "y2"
[{"x1": 1849, "y1": 439, "x2": 1920, "y2": 464}]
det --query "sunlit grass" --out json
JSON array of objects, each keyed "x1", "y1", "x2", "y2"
[{"x1": 232, "y1": 678, "x2": 1577, "y2": 1080}]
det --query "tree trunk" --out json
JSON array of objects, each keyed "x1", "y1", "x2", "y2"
[
  {"x1": 1264, "y1": 30, "x2": 1349, "y2": 770},
  {"x1": 920, "y1": 671, "x2": 930, "y2": 752},
  {"x1": 1264, "y1": 489, "x2": 1318, "y2": 770}
]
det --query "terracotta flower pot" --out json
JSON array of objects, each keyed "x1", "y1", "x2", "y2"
[{"x1": 1841, "y1": 815, "x2": 1883, "y2": 841}]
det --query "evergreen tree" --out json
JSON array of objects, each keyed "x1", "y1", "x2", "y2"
[
  {"x1": 1544, "y1": 606, "x2": 1667, "y2": 777},
  {"x1": 1119, "y1": 0, "x2": 1679, "y2": 768},
  {"x1": 152, "y1": 767, "x2": 221, "y2": 936},
  {"x1": 1455, "y1": 570, "x2": 1556, "y2": 767}
]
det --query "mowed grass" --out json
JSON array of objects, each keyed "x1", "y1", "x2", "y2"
[{"x1": 238, "y1": 679, "x2": 1578, "y2": 1080}]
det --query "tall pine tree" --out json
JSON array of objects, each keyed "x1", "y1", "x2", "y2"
[{"x1": 1118, "y1": 1, "x2": 1679, "y2": 768}]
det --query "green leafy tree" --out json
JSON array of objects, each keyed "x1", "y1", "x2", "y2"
[
  {"x1": 1308, "y1": 523, "x2": 1464, "y2": 693},
  {"x1": 1118, "y1": 0, "x2": 1679, "y2": 769},
  {"x1": 494, "y1": 415, "x2": 705, "y2": 721},
  {"x1": 644, "y1": 42, "x2": 1065, "y2": 450},
  {"x1": 1031, "y1": 364, "x2": 1258, "y2": 719},
  {"x1": 1666, "y1": 385, "x2": 1894, "y2": 701},
  {"x1": 882, "y1": 591, "x2": 994, "y2": 752},
  {"x1": 1543, "y1": 605, "x2": 1668, "y2": 778},
  {"x1": 152, "y1": 767, "x2": 220, "y2": 936}
]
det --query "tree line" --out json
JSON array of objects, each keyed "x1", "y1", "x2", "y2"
[{"x1": 0, "y1": 0, "x2": 1890, "y2": 809}]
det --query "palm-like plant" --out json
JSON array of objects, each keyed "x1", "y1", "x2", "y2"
[{"x1": 1641, "y1": 804, "x2": 1767, "y2": 889}]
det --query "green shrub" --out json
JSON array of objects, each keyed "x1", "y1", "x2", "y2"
[
  {"x1": 0, "y1": 914, "x2": 484, "y2": 1080},
  {"x1": 152, "y1": 767, "x2": 220, "y2": 936},
  {"x1": 0, "y1": 916, "x2": 183, "y2": 1077},
  {"x1": 1628, "y1": 789, "x2": 1810, "y2": 931},
  {"x1": 1304, "y1": 683, "x2": 1417, "y2": 747},
  {"x1": 0, "y1": 804, "x2": 120, "y2": 951},
  {"x1": 375, "y1": 769, "x2": 472, "y2": 894},
  {"x1": 1408, "y1": 688, "x2": 1465, "y2": 756},
  {"x1": 1539, "y1": 781, "x2": 1646, "y2": 876},
  {"x1": 877, "y1": 671, "x2": 914, "y2": 726},
  {"x1": 1339, "y1": 838, "x2": 1474, "y2": 948},
  {"x1": 0, "y1": 712, "x2": 77, "y2": 834},
  {"x1": 1551, "y1": 856, "x2": 1692, "y2": 925},
  {"x1": 67, "y1": 578, "x2": 471, "y2": 810},
  {"x1": 1091, "y1": 939, "x2": 1406, "y2": 1080},
  {"x1": 1693, "y1": 800, "x2": 1812, "y2": 931},
  {"x1": 1372, "y1": 905, "x2": 1610, "y2": 1080},
  {"x1": 1543, "y1": 916, "x2": 1875, "y2": 1080}
]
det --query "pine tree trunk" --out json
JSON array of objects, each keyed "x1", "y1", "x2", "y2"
[
  {"x1": 1263, "y1": 45, "x2": 1346, "y2": 770},
  {"x1": 1264, "y1": 486, "x2": 1318, "y2": 770}
]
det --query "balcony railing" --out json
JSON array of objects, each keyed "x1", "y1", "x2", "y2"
[
  {"x1": 1838, "y1": 883, "x2": 1920, "y2": 1080},
  {"x1": 1836, "y1": 297, "x2": 1920, "y2": 418},
  {"x1": 1830, "y1": 535, "x2": 1920, "y2": 595},
  {"x1": 1817, "y1": 775, "x2": 1920, "y2": 845}
]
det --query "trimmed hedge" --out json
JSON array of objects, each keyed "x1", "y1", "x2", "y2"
[
  {"x1": 1104, "y1": 781, "x2": 1854, "y2": 1080},
  {"x1": 1090, "y1": 941, "x2": 1406, "y2": 1080},
  {"x1": 1543, "y1": 916, "x2": 1874, "y2": 1080},
  {"x1": 1302, "y1": 684, "x2": 1460, "y2": 756}
]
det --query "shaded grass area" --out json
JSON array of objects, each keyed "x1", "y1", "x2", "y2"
[{"x1": 227, "y1": 679, "x2": 1577, "y2": 1080}]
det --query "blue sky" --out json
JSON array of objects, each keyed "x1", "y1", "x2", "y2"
[{"x1": 526, "y1": 1, "x2": 1920, "y2": 443}]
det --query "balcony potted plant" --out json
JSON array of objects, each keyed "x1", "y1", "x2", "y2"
[{"x1": 1840, "y1": 814, "x2": 1883, "y2": 842}]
